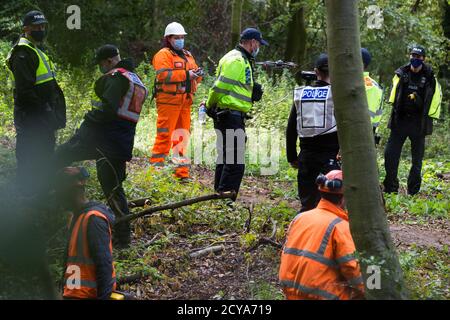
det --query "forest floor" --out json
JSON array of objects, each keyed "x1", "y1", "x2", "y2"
[
  {"x1": 116, "y1": 158, "x2": 450, "y2": 300},
  {"x1": 0, "y1": 138, "x2": 448, "y2": 300}
]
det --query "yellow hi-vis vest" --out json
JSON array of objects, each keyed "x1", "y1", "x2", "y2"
[
  {"x1": 364, "y1": 72, "x2": 383, "y2": 128},
  {"x1": 206, "y1": 49, "x2": 254, "y2": 113},
  {"x1": 6, "y1": 37, "x2": 56, "y2": 87},
  {"x1": 389, "y1": 73, "x2": 442, "y2": 119}
]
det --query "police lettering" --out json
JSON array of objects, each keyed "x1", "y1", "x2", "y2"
[{"x1": 301, "y1": 88, "x2": 328, "y2": 100}]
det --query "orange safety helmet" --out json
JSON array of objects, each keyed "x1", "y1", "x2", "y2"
[{"x1": 316, "y1": 170, "x2": 343, "y2": 194}]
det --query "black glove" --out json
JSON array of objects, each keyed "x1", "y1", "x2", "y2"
[
  {"x1": 252, "y1": 83, "x2": 263, "y2": 102},
  {"x1": 206, "y1": 104, "x2": 218, "y2": 120}
]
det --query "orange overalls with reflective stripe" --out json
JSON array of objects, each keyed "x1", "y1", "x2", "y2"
[
  {"x1": 63, "y1": 210, "x2": 116, "y2": 299},
  {"x1": 279, "y1": 199, "x2": 365, "y2": 300},
  {"x1": 150, "y1": 47, "x2": 202, "y2": 178}
]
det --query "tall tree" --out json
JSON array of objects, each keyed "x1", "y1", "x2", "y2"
[
  {"x1": 325, "y1": 0, "x2": 408, "y2": 299},
  {"x1": 231, "y1": 0, "x2": 244, "y2": 49},
  {"x1": 284, "y1": 0, "x2": 306, "y2": 84}
]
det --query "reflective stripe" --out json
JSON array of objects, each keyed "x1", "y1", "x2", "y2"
[
  {"x1": 151, "y1": 162, "x2": 166, "y2": 167},
  {"x1": 280, "y1": 280, "x2": 339, "y2": 300},
  {"x1": 369, "y1": 109, "x2": 383, "y2": 118},
  {"x1": 176, "y1": 164, "x2": 191, "y2": 169},
  {"x1": 317, "y1": 218, "x2": 342, "y2": 255},
  {"x1": 157, "y1": 128, "x2": 169, "y2": 133},
  {"x1": 165, "y1": 70, "x2": 173, "y2": 84},
  {"x1": 151, "y1": 154, "x2": 167, "y2": 159},
  {"x1": 336, "y1": 253, "x2": 356, "y2": 265},
  {"x1": 212, "y1": 87, "x2": 252, "y2": 103},
  {"x1": 218, "y1": 75, "x2": 252, "y2": 91},
  {"x1": 91, "y1": 100, "x2": 102, "y2": 108},
  {"x1": 34, "y1": 46, "x2": 54, "y2": 81},
  {"x1": 80, "y1": 280, "x2": 97, "y2": 289},
  {"x1": 347, "y1": 276, "x2": 364, "y2": 286},
  {"x1": 284, "y1": 247, "x2": 337, "y2": 268},
  {"x1": 156, "y1": 68, "x2": 173, "y2": 75}
]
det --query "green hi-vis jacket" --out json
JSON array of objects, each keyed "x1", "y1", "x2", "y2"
[
  {"x1": 388, "y1": 64, "x2": 442, "y2": 135},
  {"x1": 364, "y1": 72, "x2": 383, "y2": 129},
  {"x1": 6, "y1": 37, "x2": 56, "y2": 87},
  {"x1": 206, "y1": 48, "x2": 254, "y2": 113}
]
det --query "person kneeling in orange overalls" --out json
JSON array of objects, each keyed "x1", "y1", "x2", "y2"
[
  {"x1": 279, "y1": 170, "x2": 365, "y2": 300},
  {"x1": 150, "y1": 22, "x2": 203, "y2": 180},
  {"x1": 56, "y1": 167, "x2": 133, "y2": 300}
]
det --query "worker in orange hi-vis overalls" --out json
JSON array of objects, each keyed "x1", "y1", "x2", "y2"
[{"x1": 150, "y1": 22, "x2": 203, "y2": 180}]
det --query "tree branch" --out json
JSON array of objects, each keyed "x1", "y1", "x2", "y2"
[{"x1": 115, "y1": 191, "x2": 236, "y2": 225}]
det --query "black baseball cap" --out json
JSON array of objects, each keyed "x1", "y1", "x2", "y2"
[
  {"x1": 22, "y1": 10, "x2": 48, "y2": 26},
  {"x1": 94, "y1": 44, "x2": 120, "y2": 64},
  {"x1": 410, "y1": 45, "x2": 426, "y2": 57},
  {"x1": 240, "y1": 28, "x2": 269, "y2": 46},
  {"x1": 315, "y1": 53, "x2": 328, "y2": 71}
]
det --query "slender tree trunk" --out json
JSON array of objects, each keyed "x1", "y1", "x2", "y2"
[
  {"x1": 231, "y1": 0, "x2": 244, "y2": 49},
  {"x1": 325, "y1": 0, "x2": 408, "y2": 299},
  {"x1": 284, "y1": 1, "x2": 306, "y2": 70}
]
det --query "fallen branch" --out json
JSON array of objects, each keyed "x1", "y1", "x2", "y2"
[
  {"x1": 190, "y1": 245, "x2": 225, "y2": 258},
  {"x1": 248, "y1": 218, "x2": 282, "y2": 251},
  {"x1": 436, "y1": 172, "x2": 450, "y2": 181},
  {"x1": 244, "y1": 202, "x2": 254, "y2": 233},
  {"x1": 128, "y1": 198, "x2": 152, "y2": 209},
  {"x1": 115, "y1": 191, "x2": 236, "y2": 225}
]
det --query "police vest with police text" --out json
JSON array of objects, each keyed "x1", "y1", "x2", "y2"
[{"x1": 294, "y1": 85, "x2": 337, "y2": 138}]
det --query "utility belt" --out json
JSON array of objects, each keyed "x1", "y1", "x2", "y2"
[{"x1": 210, "y1": 105, "x2": 252, "y2": 123}]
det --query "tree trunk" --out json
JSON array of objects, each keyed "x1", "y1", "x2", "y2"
[
  {"x1": 285, "y1": 1, "x2": 306, "y2": 84},
  {"x1": 325, "y1": 0, "x2": 408, "y2": 299},
  {"x1": 231, "y1": 0, "x2": 244, "y2": 49}
]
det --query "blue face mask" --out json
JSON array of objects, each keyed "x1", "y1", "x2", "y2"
[
  {"x1": 410, "y1": 58, "x2": 423, "y2": 68},
  {"x1": 173, "y1": 39, "x2": 185, "y2": 50}
]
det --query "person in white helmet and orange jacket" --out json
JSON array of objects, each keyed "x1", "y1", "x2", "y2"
[{"x1": 149, "y1": 22, "x2": 203, "y2": 180}]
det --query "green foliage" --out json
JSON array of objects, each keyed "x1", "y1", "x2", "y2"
[{"x1": 399, "y1": 246, "x2": 450, "y2": 299}]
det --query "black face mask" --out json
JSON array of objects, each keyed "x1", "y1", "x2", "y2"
[{"x1": 30, "y1": 30, "x2": 46, "y2": 42}]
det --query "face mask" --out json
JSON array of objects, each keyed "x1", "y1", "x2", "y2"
[
  {"x1": 173, "y1": 39, "x2": 185, "y2": 50},
  {"x1": 410, "y1": 58, "x2": 423, "y2": 68},
  {"x1": 252, "y1": 46, "x2": 260, "y2": 58},
  {"x1": 30, "y1": 30, "x2": 46, "y2": 42}
]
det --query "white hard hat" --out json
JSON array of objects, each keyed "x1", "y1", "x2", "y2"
[{"x1": 164, "y1": 22, "x2": 187, "y2": 37}]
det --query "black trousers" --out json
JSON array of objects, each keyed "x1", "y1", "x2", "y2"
[
  {"x1": 213, "y1": 112, "x2": 246, "y2": 198},
  {"x1": 15, "y1": 126, "x2": 55, "y2": 197},
  {"x1": 297, "y1": 150, "x2": 340, "y2": 212},
  {"x1": 384, "y1": 119, "x2": 425, "y2": 195},
  {"x1": 54, "y1": 133, "x2": 131, "y2": 242}
]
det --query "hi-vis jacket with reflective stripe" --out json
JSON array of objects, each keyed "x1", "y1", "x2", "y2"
[
  {"x1": 91, "y1": 68, "x2": 148, "y2": 123},
  {"x1": 293, "y1": 85, "x2": 337, "y2": 138},
  {"x1": 6, "y1": 37, "x2": 56, "y2": 87},
  {"x1": 364, "y1": 72, "x2": 383, "y2": 128},
  {"x1": 63, "y1": 205, "x2": 116, "y2": 299},
  {"x1": 279, "y1": 199, "x2": 364, "y2": 300},
  {"x1": 206, "y1": 48, "x2": 254, "y2": 113},
  {"x1": 388, "y1": 64, "x2": 442, "y2": 135},
  {"x1": 153, "y1": 47, "x2": 201, "y2": 106}
]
